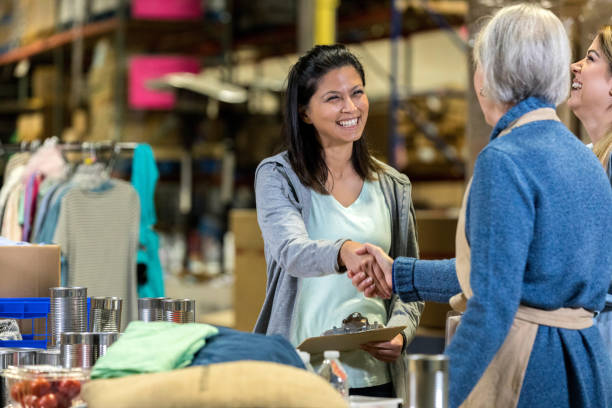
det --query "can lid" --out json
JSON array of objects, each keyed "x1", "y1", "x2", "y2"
[
  {"x1": 50, "y1": 287, "x2": 87, "y2": 298},
  {"x1": 91, "y1": 296, "x2": 123, "y2": 309},
  {"x1": 37, "y1": 349, "x2": 60, "y2": 355},
  {"x1": 138, "y1": 297, "x2": 167, "y2": 308},
  {"x1": 161, "y1": 299, "x2": 195, "y2": 312},
  {"x1": 407, "y1": 354, "x2": 449, "y2": 371},
  {"x1": 323, "y1": 350, "x2": 340, "y2": 359},
  {"x1": 89, "y1": 332, "x2": 120, "y2": 344},
  {"x1": 60, "y1": 332, "x2": 96, "y2": 345}
]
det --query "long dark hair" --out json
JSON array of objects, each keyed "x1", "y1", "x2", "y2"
[{"x1": 283, "y1": 44, "x2": 381, "y2": 194}]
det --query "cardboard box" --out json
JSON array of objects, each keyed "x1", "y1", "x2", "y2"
[
  {"x1": 32, "y1": 66, "x2": 59, "y2": 104},
  {"x1": 419, "y1": 301, "x2": 452, "y2": 330},
  {"x1": 415, "y1": 210, "x2": 457, "y2": 259},
  {"x1": 0, "y1": 245, "x2": 60, "y2": 297},
  {"x1": 230, "y1": 209, "x2": 267, "y2": 332},
  {"x1": 0, "y1": 245, "x2": 61, "y2": 335},
  {"x1": 21, "y1": 0, "x2": 56, "y2": 45},
  {"x1": 414, "y1": 211, "x2": 457, "y2": 329},
  {"x1": 16, "y1": 111, "x2": 53, "y2": 142}
]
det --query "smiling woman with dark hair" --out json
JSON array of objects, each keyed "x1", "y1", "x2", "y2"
[{"x1": 252, "y1": 44, "x2": 422, "y2": 400}]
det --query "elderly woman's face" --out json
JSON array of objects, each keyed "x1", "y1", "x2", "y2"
[
  {"x1": 301, "y1": 65, "x2": 369, "y2": 148},
  {"x1": 568, "y1": 37, "x2": 612, "y2": 122}
]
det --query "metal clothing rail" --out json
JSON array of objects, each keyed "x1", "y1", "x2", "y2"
[{"x1": 0, "y1": 140, "x2": 140, "y2": 156}]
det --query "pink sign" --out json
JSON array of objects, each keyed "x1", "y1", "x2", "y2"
[
  {"x1": 131, "y1": 0, "x2": 203, "y2": 20},
  {"x1": 128, "y1": 56, "x2": 200, "y2": 110}
]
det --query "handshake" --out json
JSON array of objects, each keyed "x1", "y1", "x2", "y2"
[{"x1": 341, "y1": 241, "x2": 395, "y2": 299}]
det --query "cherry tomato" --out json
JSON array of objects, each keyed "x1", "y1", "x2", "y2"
[
  {"x1": 37, "y1": 393, "x2": 59, "y2": 408},
  {"x1": 54, "y1": 392, "x2": 71, "y2": 408},
  {"x1": 21, "y1": 394, "x2": 38, "y2": 408},
  {"x1": 31, "y1": 377, "x2": 52, "y2": 397},
  {"x1": 10, "y1": 380, "x2": 27, "y2": 403},
  {"x1": 57, "y1": 379, "x2": 81, "y2": 400}
]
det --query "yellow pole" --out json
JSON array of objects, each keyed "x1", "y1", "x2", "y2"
[{"x1": 314, "y1": 0, "x2": 339, "y2": 45}]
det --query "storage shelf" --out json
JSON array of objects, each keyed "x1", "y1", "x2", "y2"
[
  {"x1": 0, "y1": 18, "x2": 120, "y2": 66},
  {"x1": 0, "y1": 17, "x2": 228, "y2": 67},
  {"x1": 0, "y1": 98, "x2": 48, "y2": 114}
]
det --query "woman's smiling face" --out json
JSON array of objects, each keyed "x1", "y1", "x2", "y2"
[
  {"x1": 302, "y1": 65, "x2": 369, "y2": 148},
  {"x1": 568, "y1": 36, "x2": 612, "y2": 119}
]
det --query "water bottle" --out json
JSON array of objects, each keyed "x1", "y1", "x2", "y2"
[
  {"x1": 317, "y1": 350, "x2": 349, "y2": 397},
  {"x1": 297, "y1": 350, "x2": 316, "y2": 373}
]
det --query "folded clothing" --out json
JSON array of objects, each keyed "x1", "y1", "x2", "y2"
[
  {"x1": 91, "y1": 321, "x2": 218, "y2": 379},
  {"x1": 189, "y1": 326, "x2": 304, "y2": 369}
]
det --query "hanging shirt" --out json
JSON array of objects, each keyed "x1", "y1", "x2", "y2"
[
  {"x1": 53, "y1": 180, "x2": 140, "y2": 329},
  {"x1": 4, "y1": 152, "x2": 30, "y2": 181},
  {"x1": 290, "y1": 179, "x2": 391, "y2": 389},
  {"x1": 31, "y1": 180, "x2": 64, "y2": 242},
  {"x1": 1, "y1": 184, "x2": 23, "y2": 241},
  {"x1": 0, "y1": 165, "x2": 25, "y2": 225},
  {"x1": 34, "y1": 181, "x2": 73, "y2": 244}
]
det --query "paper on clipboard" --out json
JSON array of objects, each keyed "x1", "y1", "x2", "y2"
[{"x1": 297, "y1": 326, "x2": 406, "y2": 355}]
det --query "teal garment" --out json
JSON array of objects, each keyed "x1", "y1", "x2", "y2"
[
  {"x1": 91, "y1": 321, "x2": 218, "y2": 379},
  {"x1": 291, "y1": 180, "x2": 391, "y2": 389},
  {"x1": 131, "y1": 144, "x2": 164, "y2": 298}
]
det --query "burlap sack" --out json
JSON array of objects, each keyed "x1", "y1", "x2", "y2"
[{"x1": 82, "y1": 361, "x2": 348, "y2": 408}]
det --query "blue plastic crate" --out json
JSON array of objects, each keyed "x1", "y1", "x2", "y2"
[
  {"x1": 0, "y1": 297, "x2": 50, "y2": 319},
  {"x1": 0, "y1": 297, "x2": 91, "y2": 349},
  {"x1": 0, "y1": 297, "x2": 50, "y2": 349}
]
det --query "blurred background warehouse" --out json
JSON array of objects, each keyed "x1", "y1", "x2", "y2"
[{"x1": 0, "y1": 0, "x2": 609, "y2": 350}]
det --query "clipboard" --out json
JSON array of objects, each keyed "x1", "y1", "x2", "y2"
[{"x1": 297, "y1": 325, "x2": 406, "y2": 355}]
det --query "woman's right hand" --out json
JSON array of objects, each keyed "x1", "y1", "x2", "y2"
[
  {"x1": 348, "y1": 243, "x2": 393, "y2": 298},
  {"x1": 340, "y1": 241, "x2": 392, "y2": 298}
]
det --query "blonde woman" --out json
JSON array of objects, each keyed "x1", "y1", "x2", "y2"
[{"x1": 568, "y1": 25, "x2": 612, "y2": 359}]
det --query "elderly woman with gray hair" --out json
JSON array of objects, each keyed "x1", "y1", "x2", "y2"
[{"x1": 348, "y1": 4, "x2": 612, "y2": 407}]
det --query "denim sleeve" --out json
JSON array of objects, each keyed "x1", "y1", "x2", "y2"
[{"x1": 392, "y1": 257, "x2": 459, "y2": 303}]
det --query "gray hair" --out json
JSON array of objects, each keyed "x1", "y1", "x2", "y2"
[{"x1": 473, "y1": 3, "x2": 570, "y2": 106}]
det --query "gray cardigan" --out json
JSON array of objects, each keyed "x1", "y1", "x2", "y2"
[{"x1": 253, "y1": 151, "x2": 423, "y2": 399}]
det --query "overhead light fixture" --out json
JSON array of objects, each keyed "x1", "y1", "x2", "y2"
[{"x1": 147, "y1": 72, "x2": 248, "y2": 104}]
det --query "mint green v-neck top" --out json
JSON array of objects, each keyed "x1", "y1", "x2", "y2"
[{"x1": 290, "y1": 179, "x2": 391, "y2": 388}]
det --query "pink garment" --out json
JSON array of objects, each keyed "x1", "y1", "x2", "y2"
[
  {"x1": 22, "y1": 172, "x2": 43, "y2": 241},
  {"x1": 22, "y1": 144, "x2": 67, "y2": 183}
]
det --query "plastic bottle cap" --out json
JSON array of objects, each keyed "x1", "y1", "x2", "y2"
[
  {"x1": 297, "y1": 350, "x2": 311, "y2": 363},
  {"x1": 323, "y1": 350, "x2": 340, "y2": 359}
]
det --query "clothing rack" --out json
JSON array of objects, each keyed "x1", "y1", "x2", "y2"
[{"x1": 0, "y1": 140, "x2": 139, "y2": 156}]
